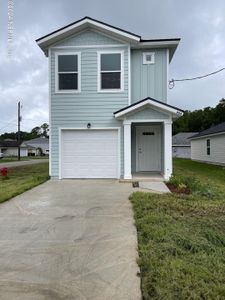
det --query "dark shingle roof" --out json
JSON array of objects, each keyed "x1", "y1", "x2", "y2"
[
  {"x1": 172, "y1": 132, "x2": 198, "y2": 146},
  {"x1": 0, "y1": 140, "x2": 20, "y2": 147},
  {"x1": 24, "y1": 137, "x2": 49, "y2": 145},
  {"x1": 190, "y1": 122, "x2": 225, "y2": 139}
]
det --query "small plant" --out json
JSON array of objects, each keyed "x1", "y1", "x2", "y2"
[{"x1": 167, "y1": 175, "x2": 218, "y2": 199}]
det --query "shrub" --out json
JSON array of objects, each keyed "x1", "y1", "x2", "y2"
[{"x1": 168, "y1": 175, "x2": 218, "y2": 199}]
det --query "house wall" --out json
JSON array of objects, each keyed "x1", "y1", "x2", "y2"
[
  {"x1": 191, "y1": 134, "x2": 225, "y2": 165},
  {"x1": 1, "y1": 148, "x2": 27, "y2": 157},
  {"x1": 27, "y1": 143, "x2": 49, "y2": 155},
  {"x1": 50, "y1": 30, "x2": 128, "y2": 177},
  {"x1": 172, "y1": 146, "x2": 191, "y2": 158},
  {"x1": 131, "y1": 49, "x2": 168, "y2": 104}
]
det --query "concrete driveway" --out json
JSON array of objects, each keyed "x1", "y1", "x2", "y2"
[{"x1": 0, "y1": 180, "x2": 141, "y2": 300}]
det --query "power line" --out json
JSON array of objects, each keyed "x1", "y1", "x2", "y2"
[{"x1": 169, "y1": 67, "x2": 225, "y2": 89}]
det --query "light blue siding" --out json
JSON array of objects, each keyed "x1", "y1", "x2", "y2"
[
  {"x1": 52, "y1": 29, "x2": 125, "y2": 47},
  {"x1": 126, "y1": 107, "x2": 169, "y2": 120},
  {"x1": 50, "y1": 31, "x2": 128, "y2": 177},
  {"x1": 131, "y1": 49, "x2": 167, "y2": 103}
]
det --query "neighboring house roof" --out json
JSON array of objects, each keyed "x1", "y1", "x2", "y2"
[
  {"x1": 24, "y1": 137, "x2": 49, "y2": 145},
  {"x1": 172, "y1": 132, "x2": 198, "y2": 146},
  {"x1": 0, "y1": 140, "x2": 21, "y2": 148},
  {"x1": 114, "y1": 97, "x2": 184, "y2": 119},
  {"x1": 36, "y1": 16, "x2": 180, "y2": 60},
  {"x1": 189, "y1": 122, "x2": 225, "y2": 140}
]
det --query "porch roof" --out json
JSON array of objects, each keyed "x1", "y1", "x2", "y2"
[{"x1": 114, "y1": 97, "x2": 184, "y2": 119}]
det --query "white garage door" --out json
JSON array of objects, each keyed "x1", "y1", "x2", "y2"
[{"x1": 61, "y1": 130, "x2": 119, "y2": 178}]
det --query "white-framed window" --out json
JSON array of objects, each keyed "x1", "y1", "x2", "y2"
[
  {"x1": 97, "y1": 50, "x2": 124, "y2": 92},
  {"x1": 143, "y1": 52, "x2": 155, "y2": 64},
  {"x1": 206, "y1": 139, "x2": 210, "y2": 155},
  {"x1": 55, "y1": 52, "x2": 81, "y2": 93}
]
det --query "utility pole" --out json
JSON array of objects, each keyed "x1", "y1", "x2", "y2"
[{"x1": 17, "y1": 101, "x2": 21, "y2": 161}]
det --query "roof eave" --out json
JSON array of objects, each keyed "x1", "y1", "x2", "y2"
[
  {"x1": 36, "y1": 17, "x2": 141, "y2": 54},
  {"x1": 189, "y1": 131, "x2": 225, "y2": 140},
  {"x1": 114, "y1": 97, "x2": 183, "y2": 119}
]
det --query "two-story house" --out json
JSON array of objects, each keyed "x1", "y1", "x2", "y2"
[{"x1": 36, "y1": 16, "x2": 183, "y2": 180}]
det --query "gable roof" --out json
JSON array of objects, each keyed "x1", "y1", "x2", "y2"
[
  {"x1": 36, "y1": 16, "x2": 180, "y2": 59},
  {"x1": 189, "y1": 122, "x2": 225, "y2": 139},
  {"x1": 0, "y1": 140, "x2": 21, "y2": 148},
  {"x1": 114, "y1": 97, "x2": 184, "y2": 119},
  {"x1": 172, "y1": 132, "x2": 198, "y2": 146},
  {"x1": 24, "y1": 137, "x2": 49, "y2": 145}
]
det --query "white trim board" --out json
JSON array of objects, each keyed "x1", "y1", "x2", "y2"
[
  {"x1": 48, "y1": 48, "x2": 52, "y2": 176},
  {"x1": 58, "y1": 127, "x2": 121, "y2": 179},
  {"x1": 97, "y1": 50, "x2": 124, "y2": 93},
  {"x1": 114, "y1": 99, "x2": 182, "y2": 118},
  {"x1": 37, "y1": 18, "x2": 140, "y2": 48},
  {"x1": 54, "y1": 51, "x2": 81, "y2": 94}
]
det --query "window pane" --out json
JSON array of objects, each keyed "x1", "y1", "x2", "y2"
[
  {"x1": 58, "y1": 55, "x2": 78, "y2": 72},
  {"x1": 59, "y1": 73, "x2": 77, "y2": 90},
  {"x1": 101, "y1": 54, "x2": 121, "y2": 71},
  {"x1": 101, "y1": 72, "x2": 120, "y2": 89},
  {"x1": 206, "y1": 139, "x2": 210, "y2": 147}
]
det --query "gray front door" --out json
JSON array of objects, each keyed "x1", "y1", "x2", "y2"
[{"x1": 136, "y1": 125, "x2": 161, "y2": 172}]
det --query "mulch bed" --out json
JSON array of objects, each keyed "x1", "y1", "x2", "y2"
[{"x1": 166, "y1": 183, "x2": 190, "y2": 195}]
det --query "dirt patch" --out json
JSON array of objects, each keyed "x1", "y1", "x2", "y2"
[{"x1": 166, "y1": 183, "x2": 190, "y2": 195}]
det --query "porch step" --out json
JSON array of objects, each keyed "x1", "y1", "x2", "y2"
[{"x1": 119, "y1": 177, "x2": 164, "y2": 183}]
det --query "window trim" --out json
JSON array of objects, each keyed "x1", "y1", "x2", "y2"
[
  {"x1": 97, "y1": 50, "x2": 124, "y2": 93},
  {"x1": 143, "y1": 52, "x2": 155, "y2": 64},
  {"x1": 55, "y1": 52, "x2": 81, "y2": 94},
  {"x1": 206, "y1": 139, "x2": 210, "y2": 155}
]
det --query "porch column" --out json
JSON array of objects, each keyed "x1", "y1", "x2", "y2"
[
  {"x1": 123, "y1": 121, "x2": 132, "y2": 179},
  {"x1": 164, "y1": 121, "x2": 172, "y2": 180}
]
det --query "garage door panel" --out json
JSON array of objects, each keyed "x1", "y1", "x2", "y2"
[{"x1": 61, "y1": 130, "x2": 119, "y2": 178}]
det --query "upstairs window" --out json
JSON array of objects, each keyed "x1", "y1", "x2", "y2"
[
  {"x1": 143, "y1": 52, "x2": 155, "y2": 64},
  {"x1": 56, "y1": 53, "x2": 80, "y2": 92},
  {"x1": 98, "y1": 52, "x2": 124, "y2": 92},
  {"x1": 206, "y1": 139, "x2": 210, "y2": 155}
]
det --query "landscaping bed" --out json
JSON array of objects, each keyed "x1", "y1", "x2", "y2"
[
  {"x1": 0, "y1": 162, "x2": 49, "y2": 203},
  {"x1": 130, "y1": 159, "x2": 225, "y2": 299}
]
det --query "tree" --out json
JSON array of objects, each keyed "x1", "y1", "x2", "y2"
[
  {"x1": 173, "y1": 99, "x2": 225, "y2": 135},
  {"x1": 30, "y1": 123, "x2": 49, "y2": 138}
]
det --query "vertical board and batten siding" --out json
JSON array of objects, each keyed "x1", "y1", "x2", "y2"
[
  {"x1": 131, "y1": 49, "x2": 167, "y2": 104},
  {"x1": 191, "y1": 134, "x2": 225, "y2": 165},
  {"x1": 50, "y1": 30, "x2": 128, "y2": 177}
]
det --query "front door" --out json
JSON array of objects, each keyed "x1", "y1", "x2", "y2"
[{"x1": 136, "y1": 125, "x2": 161, "y2": 172}]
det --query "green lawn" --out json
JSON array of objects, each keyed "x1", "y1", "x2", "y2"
[
  {"x1": 0, "y1": 163, "x2": 49, "y2": 203},
  {"x1": 130, "y1": 158, "x2": 225, "y2": 299},
  {"x1": 0, "y1": 156, "x2": 48, "y2": 163}
]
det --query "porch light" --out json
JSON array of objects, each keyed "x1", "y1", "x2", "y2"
[{"x1": 87, "y1": 123, "x2": 91, "y2": 129}]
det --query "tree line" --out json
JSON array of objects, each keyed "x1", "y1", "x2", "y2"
[
  {"x1": 0, "y1": 123, "x2": 49, "y2": 141},
  {"x1": 173, "y1": 98, "x2": 225, "y2": 135}
]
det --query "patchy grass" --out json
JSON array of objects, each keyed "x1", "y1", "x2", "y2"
[
  {"x1": 0, "y1": 163, "x2": 49, "y2": 203},
  {"x1": 130, "y1": 159, "x2": 225, "y2": 299},
  {"x1": 0, "y1": 156, "x2": 48, "y2": 163}
]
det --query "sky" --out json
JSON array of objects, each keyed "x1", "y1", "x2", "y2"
[{"x1": 0, "y1": 0, "x2": 225, "y2": 134}]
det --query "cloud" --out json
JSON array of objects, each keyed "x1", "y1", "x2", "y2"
[{"x1": 0, "y1": 0, "x2": 225, "y2": 134}]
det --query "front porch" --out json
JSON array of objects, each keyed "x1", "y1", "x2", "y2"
[
  {"x1": 114, "y1": 97, "x2": 184, "y2": 181},
  {"x1": 123, "y1": 120, "x2": 172, "y2": 181}
]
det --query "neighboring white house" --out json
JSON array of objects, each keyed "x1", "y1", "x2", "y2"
[
  {"x1": 36, "y1": 16, "x2": 183, "y2": 180},
  {"x1": 22, "y1": 137, "x2": 49, "y2": 156},
  {"x1": 189, "y1": 122, "x2": 225, "y2": 165},
  {"x1": 172, "y1": 132, "x2": 198, "y2": 158},
  {"x1": 0, "y1": 140, "x2": 28, "y2": 157}
]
